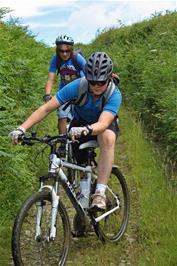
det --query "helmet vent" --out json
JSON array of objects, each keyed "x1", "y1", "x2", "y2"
[
  {"x1": 85, "y1": 52, "x2": 113, "y2": 81},
  {"x1": 94, "y1": 69, "x2": 98, "y2": 75}
]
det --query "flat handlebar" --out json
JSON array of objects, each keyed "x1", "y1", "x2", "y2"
[{"x1": 19, "y1": 132, "x2": 67, "y2": 146}]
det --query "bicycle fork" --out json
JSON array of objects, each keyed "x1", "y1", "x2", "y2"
[{"x1": 35, "y1": 180, "x2": 59, "y2": 241}]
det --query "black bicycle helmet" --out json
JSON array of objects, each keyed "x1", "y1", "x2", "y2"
[
  {"x1": 84, "y1": 52, "x2": 113, "y2": 81},
  {"x1": 55, "y1": 34, "x2": 74, "y2": 46}
]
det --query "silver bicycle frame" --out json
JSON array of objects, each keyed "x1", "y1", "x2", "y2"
[{"x1": 35, "y1": 153, "x2": 121, "y2": 240}]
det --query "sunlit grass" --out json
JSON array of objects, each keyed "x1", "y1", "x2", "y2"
[{"x1": 118, "y1": 108, "x2": 177, "y2": 265}]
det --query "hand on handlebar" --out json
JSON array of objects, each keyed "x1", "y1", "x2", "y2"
[
  {"x1": 8, "y1": 127, "x2": 25, "y2": 145},
  {"x1": 68, "y1": 126, "x2": 90, "y2": 141}
]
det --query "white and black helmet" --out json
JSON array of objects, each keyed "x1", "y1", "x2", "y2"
[
  {"x1": 55, "y1": 34, "x2": 74, "y2": 46},
  {"x1": 85, "y1": 52, "x2": 113, "y2": 81}
]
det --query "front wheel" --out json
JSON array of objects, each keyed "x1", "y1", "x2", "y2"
[
  {"x1": 93, "y1": 167, "x2": 130, "y2": 242},
  {"x1": 12, "y1": 191, "x2": 70, "y2": 266}
]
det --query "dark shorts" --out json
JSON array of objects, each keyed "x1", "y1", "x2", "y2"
[{"x1": 69, "y1": 117, "x2": 119, "y2": 165}]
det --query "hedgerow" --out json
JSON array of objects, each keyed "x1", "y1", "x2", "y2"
[
  {"x1": 0, "y1": 8, "x2": 53, "y2": 222},
  {"x1": 90, "y1": 11, "x2": 177, "y2": 166}
]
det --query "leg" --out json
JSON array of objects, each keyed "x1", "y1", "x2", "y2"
[
  {"x1": 58, "y1": 117, "x2": 67, "y2": 135},
  {"x1": 97, "y1": 129, "x2": 116, "y2": 185},
  {"x1": 91, "y1": 128, "x2": 117, "y2": 211},
  {"x1": 92, "y1": 167, "x2": 130, "y2": 242},
  {"x1": 57, "y1": 103, "x2": 72, "y2": 134},
  {"x1": 57, "y1": 104, "x2": 72, "y2": 156}
]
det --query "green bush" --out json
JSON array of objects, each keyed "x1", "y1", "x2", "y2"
[
  {"x1": 0, "y1": 10, "x2": 53, "y2": 223},
  {"x1": 88, "y1": 11, "x2": 177, "y2": 166}
]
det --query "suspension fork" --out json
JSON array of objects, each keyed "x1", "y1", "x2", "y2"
[
  {"x1": 35, "y1": 176, "x2": 45, "y2": 241},
  {"x1": 35, "y1": 176, "x2": 60, "y2": 241}
]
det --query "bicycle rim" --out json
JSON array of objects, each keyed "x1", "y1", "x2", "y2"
[
  {"x1": 12, "y1": 191, "x2": 70, "y2": 266},
  {"x1": 94, "y1": 167, "x2": 130, "y2": 242}
]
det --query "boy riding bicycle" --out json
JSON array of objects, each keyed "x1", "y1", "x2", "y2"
[{"x1": 9, "y1": 52, "x2": 122, "y2": 211}]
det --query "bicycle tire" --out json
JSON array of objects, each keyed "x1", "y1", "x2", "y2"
[
  {"x1": 93, "y1": 167, "x2": 130, "y2": 242},
  {"x1": 12, "y1": 191, "x2": 70, "y2": 266}
]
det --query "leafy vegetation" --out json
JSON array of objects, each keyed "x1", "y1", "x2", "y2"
[
  {"x1": 86, "y1": 11, "x2": 177, "y2": 168},
  {"x1": 0, "y1": 8, "x2": 55, "y2": 261},
  {"x1": 0, "y1": 8, "x2": 177, "y2": 265}
]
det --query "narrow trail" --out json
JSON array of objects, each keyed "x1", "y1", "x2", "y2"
[
  {"x1": 8, "y1": 127, "x2": 139, "y2": 266},
  {"x1": 7, "y1": 109, "x2": 176, "y2": 265},
  {"x1": 65, "y1": 128, "x2": 141, "y2": 266}
]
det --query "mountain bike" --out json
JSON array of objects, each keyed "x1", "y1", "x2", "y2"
[{"x1": 12, "y1": 132, "x2": 130, "y2": 266}]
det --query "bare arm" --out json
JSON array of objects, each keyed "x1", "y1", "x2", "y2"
[
  {"x1": 20, "y1": 96, "x2": 60, "y2": 131},
  {"x1": 45, "y1": 72, "x2": 55, "y2": 95},
  {"x1": 90, "y1": 111, "x2": 115, "y2": 135}
]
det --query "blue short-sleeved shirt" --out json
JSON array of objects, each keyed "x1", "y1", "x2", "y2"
[
  {"x1": 49, "y1": 53, "x2": 86, "y2": 89},
  {"x1": 56, "y1": 78, "x2": 122, "y2": 124}
]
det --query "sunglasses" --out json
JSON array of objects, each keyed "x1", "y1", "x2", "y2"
[
  {"x1": 59, "y1": 49, "x2": 71, "y2": 54},
  {"x1": 89, "y1": 80, "x2": 107, "y2": 86}
]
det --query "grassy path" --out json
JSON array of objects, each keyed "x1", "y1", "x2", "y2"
[
  {"x1": 2, "y1": 107, "x2": 177, "y2": 266},
  {"x1": 66, "y1": 107, "x2": 177, "y2": 265}
]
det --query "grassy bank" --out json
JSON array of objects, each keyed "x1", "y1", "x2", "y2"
[
  {"x1": 86, "y1": 11, "x2": 177, "y2": 167},
  {"x1": 118, "y1": 108, "x2": 177, "y2": 265},
  {"x1": 1, "y1": 107, "x2": 177, "y2": 265}
]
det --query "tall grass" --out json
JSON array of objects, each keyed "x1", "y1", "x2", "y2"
[
  {"x1": 119, "y1": 108, "x2": 177, "y2": 265},
  {"x1": 0, "y1": 7, "x2": 177, "y2": 265},
  {"x1": 0, "y1": 8, "x2": 54, "y2": 262},
  {"x1": 86, "y1": 11, "x2": 177, "y2": 168}
]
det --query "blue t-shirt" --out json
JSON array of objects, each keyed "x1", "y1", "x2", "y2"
[
  {"x1": 49, "y1": 53, "x2": 86, "y2": 89},
  {"x1": 56, "y1": 78, "x2": 122, "y2": 124}
]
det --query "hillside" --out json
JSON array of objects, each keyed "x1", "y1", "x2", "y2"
[
  {"x1": 0, "y1": 8, "x2": 177, "y2": 265},
  {"x1": 83, "y1": 11, "x2": 177, "y2": 169},
  {"x1": 0, "y1": 8, "x2": 55, "y2": 262}
]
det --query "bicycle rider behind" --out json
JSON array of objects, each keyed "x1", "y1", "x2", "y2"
[
  {"x1": 44, "y1": 34, "x2": 86, "y2": 155},
  {"x1": 9, "y1": 52, "x2": 122, "y2": 211}
]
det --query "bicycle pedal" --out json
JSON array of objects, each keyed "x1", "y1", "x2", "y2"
[{"x1": 88, "y1": 205, "x2": 105, "y2": 213}]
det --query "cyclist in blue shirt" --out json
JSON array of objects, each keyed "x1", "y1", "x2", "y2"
[
  {"x1": 9, "y1": 52, "x2": 122, "y2": 211},
  {"x1": 44, "y1": 34, "x2": 86, "y2": 138}
]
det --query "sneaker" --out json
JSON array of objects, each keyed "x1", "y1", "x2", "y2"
[{"x1": 90, "y1": 190, "x2": 106, "y2": 211}]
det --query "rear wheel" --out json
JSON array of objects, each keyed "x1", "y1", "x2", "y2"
[
  {"x1": 12, "y1": 191, "x2": 70, "y2": 266},
  {"x1": 93, "y1": 167, "x2": 130, "y2": 242}
]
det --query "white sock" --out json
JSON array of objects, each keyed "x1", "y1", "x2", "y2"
[{"x1": 96, "y1": 183, "x2": 106, "y2": 193}]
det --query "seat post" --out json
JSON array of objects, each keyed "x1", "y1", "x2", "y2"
[{"x1": 87, "y1": 148, "x2": 94, "y2": 166}]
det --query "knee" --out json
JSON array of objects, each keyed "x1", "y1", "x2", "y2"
[{"x1": 98, "y1": 130, "x2": 116, "y2": 149}]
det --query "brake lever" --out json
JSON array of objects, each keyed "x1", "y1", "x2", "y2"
[{"x1": 19, "y1": 136, "x2": 34, "y2": 146}]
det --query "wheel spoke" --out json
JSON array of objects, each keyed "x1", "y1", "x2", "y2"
[
  {"x1": 12, "y1": 192, "x2": 70, "y2": 265},
  {"x1": 93, "y1": 168, "x2": 129, "y2": 242}
]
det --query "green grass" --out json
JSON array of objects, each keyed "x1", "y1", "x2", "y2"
[
  {"x1": 87, "y1": 11, "x2": 177, "y2": 167},
  {"x1": 118, "y1": 108, "x2": 177, "y2": 265},
  {"x1": 0, "y1": 225, "x2": 12, "y2": 265},
  {"x1": 1, "y1": 107, "x2": 177, "y2": 265},
  {"x1": 1, "y1": 9, "x2": 177, "y2": 265}
]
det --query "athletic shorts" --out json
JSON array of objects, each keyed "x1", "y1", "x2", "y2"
[{"x1": 69, "y1": 117, "x2": 119, "y2": 165}]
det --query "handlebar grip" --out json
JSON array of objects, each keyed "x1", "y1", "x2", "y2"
[
  {"x1": 17, "y1": 135, "x2": 23, "y2": 141},
  {"x1": 18, "y1": 135, "x2": 34, "y2": 146}
]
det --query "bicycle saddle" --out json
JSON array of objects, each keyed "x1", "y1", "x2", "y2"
[{"x1": 79, "y1": 140, "x2": 98, "y2": 150}]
